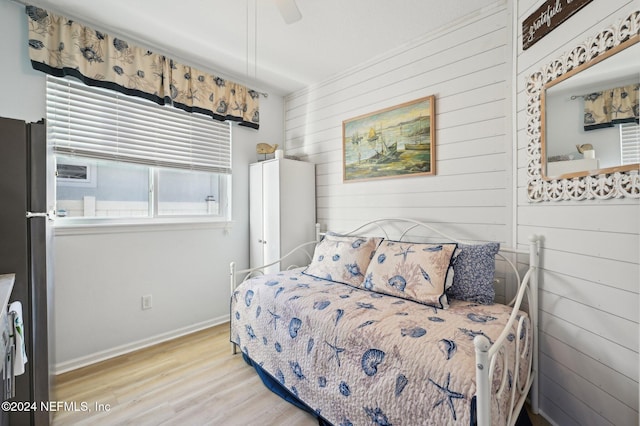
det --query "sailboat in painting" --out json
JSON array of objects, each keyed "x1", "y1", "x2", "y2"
[
  {"x1": 404, "y1": 116, "x2": 430, "y2": 150},
  {"x1": 404, "y1": 142, "x2": 429, "y2": 151},
  {"x1": 366, "y1": 128, "x2": 400, "y2": 163}
]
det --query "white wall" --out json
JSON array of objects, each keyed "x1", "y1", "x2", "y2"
[
  {"x1": 284, "y1": 2, "x2": 515, "y2": 249},
  {"x1": 0, "y1": 0, "x2": 284, "y2": 371},
  {"x1": 0, "y1": 1, "x2": 46, "y2": 122},
  {"x1": 515, "y1": 1, "x2": 639, "y2": 425},
  {"x1": 50, "y1": 97, "x2": 286, "y2": 371}
]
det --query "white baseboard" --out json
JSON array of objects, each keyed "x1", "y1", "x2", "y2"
[
  {"x1": 53, "y1": 315, "x2": 229, "y2": 375},
  {"x1": 537, "y1": 409, "x2": 559, "y2": 426}
]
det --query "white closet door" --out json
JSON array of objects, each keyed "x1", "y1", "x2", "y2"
[
  {"x1": 262, "y1": 160, "x2": 281, "y2": 273},
  {"x1": 249, "y1": 163, "x2": 264, "y2": 269}
]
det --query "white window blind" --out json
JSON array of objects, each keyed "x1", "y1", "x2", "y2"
[
  {"x1": 46, "y1": 76, "x2": 232, "y2": 174},
  {"x1": 620, "y1": 122, "x2": 640, "y2": 165}
]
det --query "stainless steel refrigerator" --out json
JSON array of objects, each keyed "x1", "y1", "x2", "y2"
[{"x1": 0, "y1": 117, "x2": 51, "y2": 425}]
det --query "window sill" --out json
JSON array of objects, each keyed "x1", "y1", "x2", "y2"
[{"x1": 53, "y1": 217, "x2": 233, "y2": 236}]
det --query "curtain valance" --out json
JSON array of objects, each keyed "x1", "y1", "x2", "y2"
[
  {"x1": 583, "y1": 83, "x2": 639, "y2": 131},
  {"x1": 26, "y1": 5, "x2": 259, "y2": 129}
]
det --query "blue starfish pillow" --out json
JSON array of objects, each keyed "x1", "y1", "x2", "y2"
[
  {"x1": 362, "y1": 240, "x2": 457, "y2": 308},
  {"x1": 303, "y1": 234, "x2": 382, "y2": 287}
]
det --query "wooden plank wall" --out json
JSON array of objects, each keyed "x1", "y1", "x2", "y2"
[
  {"x1": 284, "y1": 2, "x2": 514, "y2": 250},
  {"x1": 515, "y1": 0, "x2": 639, "y2": 425}
]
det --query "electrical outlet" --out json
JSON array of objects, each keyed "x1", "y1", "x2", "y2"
[{"x1": 142, "y1": 294, "x2": 152, "y2": 310}]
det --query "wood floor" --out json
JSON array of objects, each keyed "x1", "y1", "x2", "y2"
[
  {"x1": 52, "y1": 324, "x2": 316, "y2": 425},
  {"x1": 52, "y1": 323, "x2": 549, "y2": 426}
]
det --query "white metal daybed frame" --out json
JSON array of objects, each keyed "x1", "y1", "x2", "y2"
[{"x1": 230, "y1": 218, "x2": 540, "y2": 426}]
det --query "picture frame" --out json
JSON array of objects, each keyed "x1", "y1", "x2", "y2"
[{"x1": 343, "y1": 95, "x2": 435, "y2": 182}]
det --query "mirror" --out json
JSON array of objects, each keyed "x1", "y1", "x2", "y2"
[
  {"x1": 526, "y1": 11, "x2": 640, "y2": 202},
  {"x1": 542, "y1": 39, "x2": 639, "y2": 180}
]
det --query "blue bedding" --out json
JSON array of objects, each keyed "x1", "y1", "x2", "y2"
[{"x1": 230, "y1": 268, "x2": 531, "y2": 425}]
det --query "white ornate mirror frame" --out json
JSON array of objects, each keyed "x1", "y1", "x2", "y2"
[{"x1": 526, "y1": 10, "x2": 640, "y2": 201}]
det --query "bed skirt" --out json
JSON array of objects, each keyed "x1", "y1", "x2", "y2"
[
  {"x1": 242, "y1": 352, "x2": 331, "y2": 425},
  {"x1": 241, "y1": 351, "x2": 533, "y2": 426}
]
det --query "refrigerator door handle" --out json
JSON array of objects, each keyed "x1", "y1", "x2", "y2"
[{"x1": 25, "y1": 210, "x2": 56, "y2": 221}]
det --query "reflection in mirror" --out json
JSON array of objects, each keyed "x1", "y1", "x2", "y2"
[
  {"x1": 527, "y1": 11, "x2": 640, "y2": 201},
  {"x1": 542, "y1": 39, "x2": 639, "y2": 180}
]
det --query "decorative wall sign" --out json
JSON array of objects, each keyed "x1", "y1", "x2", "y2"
[
  {"x1": 522, "y1": 0, "x2": 593, "y2": 50},
  {"x1": 342, "y1": 96, "x2": 435, "y2": 182}
]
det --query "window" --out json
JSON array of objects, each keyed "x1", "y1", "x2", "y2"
[
  {"x1": 47, "y1": 76, "x2": 232, "y2": 222},
  {"x1": 620, "y1": 122, "x2": 640, "y2": 165}
]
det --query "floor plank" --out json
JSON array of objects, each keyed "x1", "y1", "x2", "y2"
[
  {"x1": 52, "y1": 324, "x2": 317, "y2": 426},
  {"x1": 52, "y1": 323, "x2": 550, "y2": 425}
]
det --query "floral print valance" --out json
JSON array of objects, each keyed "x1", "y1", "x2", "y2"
[
  {"x1": 583, "y1": 83, "x2": 639, "y2": 131},
  {"x1": 26, "y1": 6, "x2": 259, "y2": 129}
]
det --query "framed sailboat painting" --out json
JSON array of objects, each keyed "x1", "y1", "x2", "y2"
[{"x1": 342, "y1": 95, "x2": 435, "y2": 182}]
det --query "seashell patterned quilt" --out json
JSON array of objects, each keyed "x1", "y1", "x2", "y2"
[{"x1": 230, "y1": 268, "x2": 531, "y2": 425}]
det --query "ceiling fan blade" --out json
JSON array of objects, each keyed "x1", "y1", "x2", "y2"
[{"x1": 274, "y1": 0, "x2": 302, "y2": 24}]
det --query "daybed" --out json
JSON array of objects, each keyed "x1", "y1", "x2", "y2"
[{"x1": 230, "y1": 218, "x2": 540, "y2": 425}]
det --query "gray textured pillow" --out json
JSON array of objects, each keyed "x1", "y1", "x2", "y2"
[{"x1": 446, "y1": 242, "x2": 500, "y2": 304}]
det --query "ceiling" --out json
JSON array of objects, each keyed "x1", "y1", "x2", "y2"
[{"x1": 23, "y1": 0, "x2": 498, "y2": 95}]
